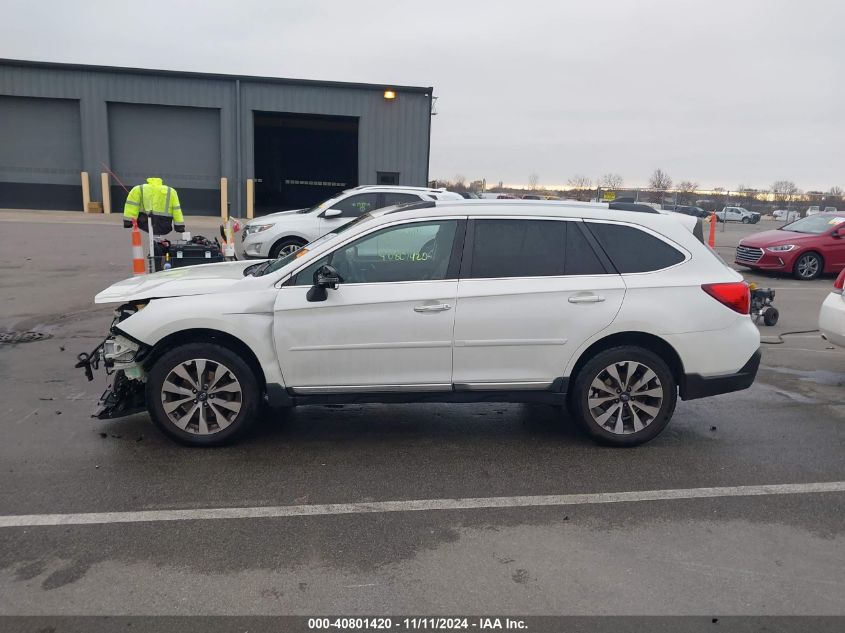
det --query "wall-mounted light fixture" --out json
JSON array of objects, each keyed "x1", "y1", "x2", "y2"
[{"x1": 383, "y1": 89, "x2": 396, "y2": 100}]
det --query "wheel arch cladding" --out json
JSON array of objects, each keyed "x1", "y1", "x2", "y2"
[
  {"x1": 272, "y1": 235, "x2": 309, "y2": 250},
  {"x1": 568, "y1": 331, "x2": 685, "y2": 390},
  {"x1": 145, "y1": 329, "x2": 267, "y2": 390}
]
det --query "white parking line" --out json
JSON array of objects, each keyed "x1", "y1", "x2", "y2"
[{"x1": 1, "y1": 481, "x2": 843, "y2": 528}]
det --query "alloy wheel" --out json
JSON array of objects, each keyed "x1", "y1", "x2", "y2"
[
  {"x1": 796, "y1": 255, "x2": 820, "y2": 279},
  {"x1": 587, "y1": 361, "x2": 664, "y2": 435},
  {"x1": 279, "y1": 243, "x2": 300, "y2": 257},
  {"x1": 160, "y1": 358, "x2": 242, "y2": 435}
]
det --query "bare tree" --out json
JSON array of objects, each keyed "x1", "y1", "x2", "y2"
[
  {"x1": 567, "y1": 174, "x2": 592, "y2": 189},
  {"x1": 676, "y1": 180, "x2": 698, "y2": 192},
  {"x1": 600, "y1": 173, "x2": 624, "y2": 189},
  {"x1": 566, "y1": 174, "x2": 592, "y2": 201},
  {"x1": 648, "y1": 168, "x2": 672, "y2": 191},
  {"x1": 451, "y1": 174, "x2": 467, "y2": 191},
  {"x1": 829, "y1": 186, "x2": 843, "y2": 198},
  {"x1": 771, "y1": 180, "x2": 798, "y2": 204},
  {"x1": 528, "y1": 172, "x2": 540, "y2": 190}
]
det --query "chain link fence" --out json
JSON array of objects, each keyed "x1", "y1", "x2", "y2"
[{"x1": 472, "y1": 186, "x2": 844, "y2": 220}]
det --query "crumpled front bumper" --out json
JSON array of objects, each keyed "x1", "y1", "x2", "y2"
[{"x1": 76, "y1": 325, "x2": 149, "y2": 419}]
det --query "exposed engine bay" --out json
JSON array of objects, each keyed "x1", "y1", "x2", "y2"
[{"x1": 75, "y1": 301, "x2": 150, "y2": 419}]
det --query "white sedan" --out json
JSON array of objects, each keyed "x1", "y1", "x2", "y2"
[{"x1": 819, "y1": 268, "x2": 845, "y2": 348}]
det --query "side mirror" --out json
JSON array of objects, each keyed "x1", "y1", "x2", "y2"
[
  {"x1": 832, "y1": 228, "x2": 843, "y2": 239},
  {"x1": 306, "y1": 264, "x2": 341, "y2": 302},
  {"x1": 323, "y1": 208, "x2": 342, "y2": 218}
]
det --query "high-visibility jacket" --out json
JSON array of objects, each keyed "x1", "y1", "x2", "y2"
[{"x1": 123, "y1": 177, "x2": 185, "y2": 234}]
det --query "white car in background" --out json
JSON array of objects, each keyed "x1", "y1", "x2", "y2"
[
  {"x1": 819, "y1": 268, "x2": 845, "y2": 348},
  {"x1": 82, "y1": 200, "x2": 760, "y2": 448},
  {"x1": 242, "y1": 185, "x2": 463, "y2": 258},
  {"x1": 773, "y1": 209, "x2": 800, "y2": 222},
  {"x1": 715, "y1": 206, "x2": 760, "y2": 224}
]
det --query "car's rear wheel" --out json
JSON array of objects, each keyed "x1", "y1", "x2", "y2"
[
  {"x1": 793, "y1": 252, "x2": 823, "y2": 280},
  {"x1": 269, "y1": 237, "x2": 307, "y2": 259},
  {"x1": 146, "y1": 343, "x2": 259, "y2": 446},
  {"x1": 570, "y1": 346, "x2": 677, "y2": 447}
]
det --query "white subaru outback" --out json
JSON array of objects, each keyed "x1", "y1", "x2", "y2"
[
  {"x1": 241, "y1": 185, "x2": 464, "y2": 259},
  {"x1": 80, "y1": 200, "x2": 760, "y2": 447}
]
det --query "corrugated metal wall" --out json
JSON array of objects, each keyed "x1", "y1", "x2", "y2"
[{"x1": 0, "y1": 60, "x2": 432, "y2": 214}]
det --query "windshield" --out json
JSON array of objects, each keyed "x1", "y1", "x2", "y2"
[
  {"x1": 259, "y1": 212, "x2": 375, "y2": 275},
  {"x1": 296, "y1": 190, "x2": 349, "y2": 214},
  {"x1": 781, "y1": 215, "x2": 845, "y2": 234}
]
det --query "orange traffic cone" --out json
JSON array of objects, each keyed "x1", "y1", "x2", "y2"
[
  {"x1": 131, "y1": 220, "x2": 146, "y2": 276},
  {"x1": 708, "y1": 212, "x2": 717, "y2": 247}
]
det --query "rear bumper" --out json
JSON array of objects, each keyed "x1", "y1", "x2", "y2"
[
  {"x1": 819, "y1": 292, "x2": 845, "y2": 348},
  {"x1": 680, "y1": 349, "x2": 761, "y2": 400}
]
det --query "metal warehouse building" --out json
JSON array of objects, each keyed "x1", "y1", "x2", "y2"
[{"x1": 0, "y1": 59, "x2": 433, "y2": 217}]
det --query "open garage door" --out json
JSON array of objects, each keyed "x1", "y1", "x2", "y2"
[
  {"x1": 108, "y1": 103, "x2": 221, "y2": 215},
  {"x1": 253, "y1": 112, "x2": 358, "y2": 214},
  {"x1": 0, "y1": 96, "x2": 82, "y2": 210}
]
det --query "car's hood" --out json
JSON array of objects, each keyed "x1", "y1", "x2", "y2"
[
  {"x1": 250, "y1": 208, "x2": 307, "y2": 222},
  {"x1": 740, "y1": 229, "x2": 818, "y2": 247},
  {"x1": 94, "y1": 260, "x2": 263, "y2": 304}
]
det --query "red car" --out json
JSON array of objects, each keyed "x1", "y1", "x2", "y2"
[{"x1": 735, "y1": 213, "x2": 845, "y2": 280}]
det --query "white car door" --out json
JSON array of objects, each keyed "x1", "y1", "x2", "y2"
[
  {"x1": 452, "y1": 218, "x2": 626, "y2": 388},
  {"x1": 273, "y1": 218, "x2": 464, "y2": 391},
  {"x1": 317, "y1": 192, "x2": 382, "y2": 235}
]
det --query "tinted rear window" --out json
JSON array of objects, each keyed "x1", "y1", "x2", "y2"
[
  {"x1": 586, "y1": 222, "x2": 685, "y2": 273},
  {"x1": 565, "y1": 224, "x2": 607, "y2": 275},
  {"x1": 469, "y1": 219, "x2": 566, "y2": 278},
  {"x1": 467, "y1": 219, "x2": 607, "y2": 278}
]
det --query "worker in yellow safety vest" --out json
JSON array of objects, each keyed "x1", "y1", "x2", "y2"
[{"x1": 123, "y1": 177, "x2": 186, "y2": 234}]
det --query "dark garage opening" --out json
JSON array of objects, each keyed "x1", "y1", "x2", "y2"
[{"x1": 253, "y1": 112, "x2": 358, "y2": 214}]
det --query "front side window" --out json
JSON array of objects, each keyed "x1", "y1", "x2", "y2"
[
  {"x1": 330, "y1": 192, "x2": 380, "y2": 218},
  {"x1": 586, "y1": 222, "x2": 685, "y2": 273},
  {"x1": 295, "y1": 220, "x2": 458, "y2": 285},
  {"x1": 381, "y1": 192, "x2": 421, "y2": 207}
]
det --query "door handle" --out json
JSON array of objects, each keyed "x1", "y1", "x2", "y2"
[
  {"x1": 568, "y1": 294, "x2": 605, "y2": 304},
  {"x1": 414, "y1": 303, "x2": 452, "y2": 313}
]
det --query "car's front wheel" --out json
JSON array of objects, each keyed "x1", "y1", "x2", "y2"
[
  {"x1": 269, "y1": 237, "x2": 307, "y2": 259},
  {"x1": 570, "y1": 346, "x2": 677, "y2": 447},
  {"x1": 793, "y1": 252, "x2": 823, "y2": 280},
  {"x1": 146, "y1": 343, "x2": 260, "y2": 446},
  {"x1": 742, "y1": 217, "x2": 751, "y2": 224}
]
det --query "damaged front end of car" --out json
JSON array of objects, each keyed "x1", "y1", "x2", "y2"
[{"x1": 75, "y1": 302, "x2": 151, "y2": 419}]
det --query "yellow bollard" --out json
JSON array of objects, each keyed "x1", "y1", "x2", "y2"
[
  {"x1": 246, "y1": 178, "x2": 255, "y2": 219},
  {"x1": 100, "y1": 173, "x2": 111, "y2": 214}
]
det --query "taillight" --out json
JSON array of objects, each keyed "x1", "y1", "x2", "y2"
[
  {"x1": 702, "y1": 282, "x2": 750, "y2": 314},
  {"x1": 834, "y1": 269, "x2": 845, "y2": 294}
]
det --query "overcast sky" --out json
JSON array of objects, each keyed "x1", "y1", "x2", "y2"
[{"x1": 3, "y1": 0, "x2": 843, "y2": 190}]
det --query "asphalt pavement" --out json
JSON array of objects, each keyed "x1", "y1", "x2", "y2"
[{"x1": 0, "y1": 210, "x2": 843, "y2": 618}]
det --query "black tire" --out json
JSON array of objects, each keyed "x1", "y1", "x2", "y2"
[
  {"x1": 145, "y1": 343, "x2": 260, "y2": 446},
  {"x1": 269, "y1": 237, "x2": 307, "y2": 259},
  {"x1": 792, "y1": 251, "x2": 823, "y2": 280},
  {"x1": 570, "y1": 346, "x2": 677, "y2": 447},
  {"x1": 742, "y1": 217, "x2": 751, "y2": 224},
  {"x1": 763, "y1": 307, "x2": 779, "y2": 326}
]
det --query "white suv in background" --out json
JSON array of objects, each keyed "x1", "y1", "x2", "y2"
[
  {"x1": 715, "y1": 206, "x2": 760, "y2": 224},
  {"x1": 82, "y1": 200, "x2": 761, "y2": 448},
  {"x1": 242, "y1": 185, "x2": 463, "y2": 258}
]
